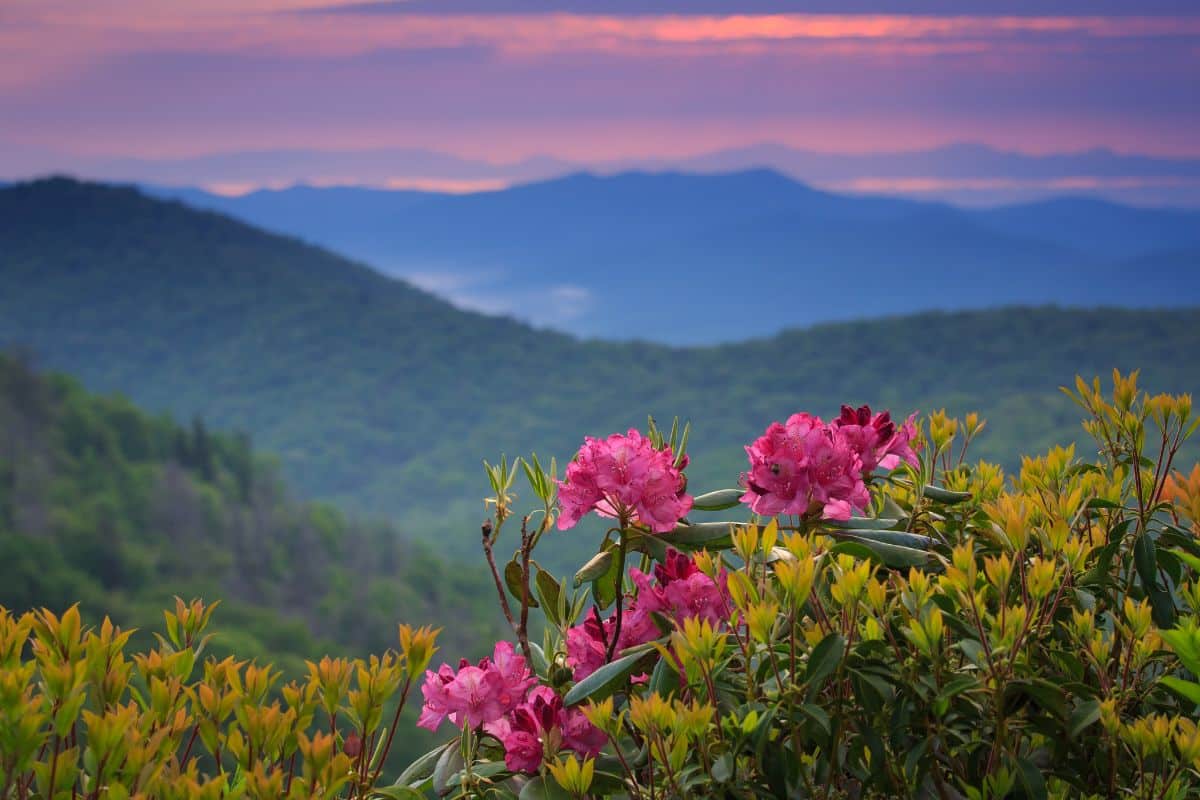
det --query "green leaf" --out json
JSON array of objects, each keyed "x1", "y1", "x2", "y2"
[
  {"x1": 1171, "y1": 546, "x2": 1200, "y2": 573},
  {"x1": 626, "y1": 530, "x2": 668, "y2": 562},
  {"x1": 1016, "y1": 757, "x2": 1048, "y2": 800},
  {"x1": 831, "y1": 529, "x2": 934, "y2": 550},
  {"x1": 528, "y1": 641, "x2": 550, "y2": 677},
  {"x1": 1148, "y1": 585, "x2": 1176, "y2": 630},
  {"x1": 574, "y1": 550, "x2": 614, "y2": 587},
  {"x1": 1003, "y1": 679, "x2": 1067, "y2": 720},
  {"x1": 841, "y1": 535, "x2": 931, "y2": 568},
  {"x1": 958, "y1": 639, "x2": 988, "y2": 668},
  {"x1": 1134, "y1": 534, "x2": 1159, "y2": 592},
  {"x1": 373, "y1": 788, "x2": 426, "y2": 800},
  {"x1": 1085, "y1": 498, "x2": 1123, "y2": 511},
  {"x1": 921, "y1": 485, "x2": 972, "y2": 505},
  {"x1": 691, "y1": 488, "x2": 744, "y2": 512},
  {"x1": 534, "y1": 569, "x2": 561, "y2": 623},
  {"x1": 1161, "y1": 628, "x2": 1200, "y2": 675},
  {"x1": 432, "y1": 742, "x2": 464, "y2": 797},
  {"x1": 826, "y1": 540, "x2": 883, "y2": 565},
  {"x1": 805, "y1": 633, "x2": 845, "y2": 689},
  {"x1": 394, "y1": 742, "x2": 451, "y2": 788},
  {"x1": 711, "y1": 753, "x2": 733, "y2": 783},
  {"x1": 519, "y1": 776, "x2": 573, "y2": 800},
  {"x1": 939, "y1": 675, "x2": 979, "y2": 697},
  {"x1": 1160, "y1": 676, "x2": 1200, "y2": 706},
  {"x1": 563, "y1": 650, "x2": 647, "y2": 706},
  {"x1": 590, "y1": 546, "x2": 621, "y2": 610},
  {"x1": 1068, "y1": 699, "x2": 1101, "y2": 739},
  {"x1": 649, "y1": 655, "x2": 681, "y2": 699},
  {"x1": 825, "y1": 517, "x2": 902, "y2": 531},
  {"x1": 797, "y1": 703, "x2": 831, "y2": 739},
  {"x1": 660, "y1": 522, "x2": 737, "y2": 548},
  {"x1": 505, "y1": 558, "x2": 538, "y2": 608}
]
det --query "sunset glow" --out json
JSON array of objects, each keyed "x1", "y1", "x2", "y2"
[{"x1": 3, "y1": 0, "x2": 1198, "y2": 198}]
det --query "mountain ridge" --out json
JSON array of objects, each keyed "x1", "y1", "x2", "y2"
[
  {"x1": 10, "y1": 140, "x2": 1200, "y2": 206},
  {"x1": 141, "y1": 169, "x2": 1200, "y2": 343}
]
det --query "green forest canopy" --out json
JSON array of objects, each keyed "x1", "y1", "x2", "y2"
[{"x1": 0, "y1": 352, "x2": 505, "y2": 670}]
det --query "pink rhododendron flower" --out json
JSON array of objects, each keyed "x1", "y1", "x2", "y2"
[
  {"x1": 561, "y1": 707, "x2": 607, "y2": 756},
  {"x1": 443, "y1": 665, "x2": 506, "y2": 728},
  {"x1": 415, "y1": 662, "x2": 458, "y2": 731},
  {"x1": 416, "y1": 641, "x2": 536, "y2": 732},
  {"x1": 489, "y1": 640, "x2": 537, "y2": 710},
  {"x1": 739, "y1": 412, "x2": 834, "y2": 517},
  {"x1": 630, "y1": 548, "x2": 729, "y2": 631},
  {"x1": 566, "y1": 549, "x2": 729, "y2": 682},
  {"x1": 804, "y1": 428, "x2": 870, "y2": 522},
  {"x1": 565, "y1": 608, "x2": 611, "y2": 681},
  {"x1": 557, "y1": 429, "x2": 692, "y2": 533},
  {"x1": 832, "y1": 405, "x2": 920, "y2": 473},
  {"x1": 491, "y1": 685, "x2": 605, "y2": 773},
  {"x1": 741, "y1": 405, "x2": 919, "y2": 521},
  {"x1": 502, "y1": 730, "x2": 543, "y2": 774},
  {"x1": 741, "y1": 415, "x2": 868, "y2": 520}
]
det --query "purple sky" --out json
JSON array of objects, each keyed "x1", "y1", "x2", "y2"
[{"x1": 3, "y1": 1, "x2": 1199, "y2": 199}]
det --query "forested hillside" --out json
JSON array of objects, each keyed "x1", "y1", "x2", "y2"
[
  {"x1": 2, "y1": 178, "x2": 1199, "y2": 572},
  {"x1": 0, "y1": 353, "x2": 504, "y2": 671}
]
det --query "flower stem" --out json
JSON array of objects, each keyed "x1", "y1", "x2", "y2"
[{"x1": 606, "y1": 531, "x2": 628, "y2": 662}]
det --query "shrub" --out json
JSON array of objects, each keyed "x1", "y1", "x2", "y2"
[
  {"x1": 0, "y1": 598, "x2": 439, "y2": 798},
  {"x1": 3, "y1": 370, "x2": 1200, "y2": 799}
]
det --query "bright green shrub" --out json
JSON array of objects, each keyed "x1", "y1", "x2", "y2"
[
  {"x1": 0, "y1": 598, "x2": 438, "y2": 799},
  {"x1": 3, "y1": 371, "x2": 1200, "y2": 799}
]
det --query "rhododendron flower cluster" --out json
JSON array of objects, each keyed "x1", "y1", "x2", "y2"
[
  {"x1": 417, "y1": 641, "x2": 605, "y2": 774},
  {"x1": 557, "y1": 429, "x2": 692, "y2": 533},
  {"x1": 741, "y1": 405, "x2": 918, "y2": 520},
  {"x1": 566, "y1": 548, "x2": 730, "y2": 681},
  {"x1": 417, "y1": 640, "x2": 536, "y2": 731},
  {"x1": 484, "y1": 686, "x2": 607, "y2": 773}
]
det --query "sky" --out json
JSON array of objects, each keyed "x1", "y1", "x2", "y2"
[{"x1": 3, "y1": 0, "x2": 1199, "y2": 202}]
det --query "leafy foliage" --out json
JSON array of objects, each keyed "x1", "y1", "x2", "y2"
[
  {"x1": 1, "y1": 179, "x2": 1198, "y2": 575},
  {"x1": 396, "y1": 371, "x2": 1200, "y2": 798},
  {"x1": 0, "y1": 598, "x2": 439, "y2": 799}
]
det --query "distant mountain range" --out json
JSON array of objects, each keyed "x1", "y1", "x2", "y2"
[
  {"x1": 2, "y1": 177, "x2": 1198, "y2": 572},
  {"x1": 148, "y1": 169, "x2": 1200, "y2": 344},
  {"x1": 6, "y1": 141, "x2": 1200, "y2": 206}
]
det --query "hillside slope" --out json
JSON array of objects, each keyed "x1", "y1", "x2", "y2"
[
  {"x1": 0, "y1": 352, "x2": 504, "y2": 669},
  {"x1": 3, "y1": 178, "x2": 1199, "y2": 570}
]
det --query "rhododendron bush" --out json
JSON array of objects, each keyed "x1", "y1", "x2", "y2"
[{"x1": 4, "y1": 371, "x2": 1200, "y2": 800}]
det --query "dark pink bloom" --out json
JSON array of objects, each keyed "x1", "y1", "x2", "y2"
[
  {"x1": 416, "y1": 641, "x2": 536, "y2": 732},
  {"x1": 832, "y1": 405, "x2": 920, "y2": 474},
  {"x1": 562, "y1": 707, "x2": 607, "y2": 756},
  {"x1": 502, "y1": 730, "x2": 543, "y2": 774},
  {"x1": 879, "y1": 412, "x2": 920, "y2": 471},
  {"x1": 416, "y1": 662, "x2": 458, "y2": 732},
  {"x1": 741, "y1": 413, "x2": 873, "y2": 521},
  {"x1": 567, "y1": 549, "x2": 729, "y2": 682},
  {"x1": 663, "y1": 571, "x2": 729, "y2": 628},
  {"x1": 443, "y1": 665, "x2": 506, "y2": 728},
  {"x1": 565, "y1": 608, "x2": 611, "y2": 682},
  {"x1": 805, "y1": 429, "x2": 870, "y2": 522},
  {"x1": 488, "y1": 640, "x2": 538, "y2": 712},
  {"x1": 632, "y1": 548, "x2": 729, "y2": 630},
  {"x1": 557, "y1": 429, "x2": 692, "y2": 534}
]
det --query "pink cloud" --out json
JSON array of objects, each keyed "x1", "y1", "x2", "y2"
[{"x1": 1, "y1": 3, "x2": 1197, "y2": 167}]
